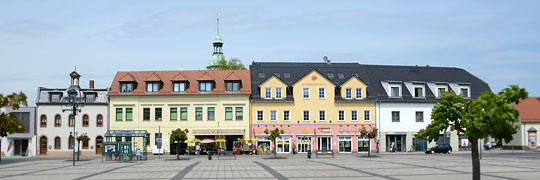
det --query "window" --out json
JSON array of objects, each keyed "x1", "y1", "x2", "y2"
[
  {"x1": 83, "y1": 139, "x2": 89, "y2": 149},
  {"x1": 85, "y1": 93, "x2": 96, "y2": 102},
  {"x1": 416, "y1": 111, "x2": 424, "y2": 122},
  {"x1": 180, "y1": 107, "x2": 188, "y2": 120},
  {"x1": 68, "y1": 136, "x2": 74, "y2": 149},
  {"x1": 54, "y1": 137, "x2": 61, "y2": 149},
  {"x1": 303, "y1": 110, "x2": 310, "y2": 121},
  {"x1": 461, "y1": 88, "x2": 469, "y2": 98},
  {"x1": 199, "y1": 82, "x2": 212, "y2": 92},
  {"x1": 40, "y1": 115, "x2": 47, "y2": 127},
  {"x1": 328, "y1": 73, "x2": 334, "y2": 78},
  {"x1": 351, "y1": 110, "x2": 358, "y2": 121},
  {"x1": 270, "y1": 110, "x2": 277, "y2": 121},
  {"x1": 345, "y1": 88, "x2": 352, "y2": 99},
  {"x1": 364, "y1": 110, "x2": 370, "y2": 121},
  {"x1": 265, "y1": 88, "x2": 272, "y2": 99},
  {"x1": 172, "y1": 82, "x2": 186, "y2": 92},
  {"x1": 235, "y1": 107, "x2": 243, "y2": 120},
  {"x1": 338, "y1": 110, "x2": 345, "y2": 121},
  {"x1": 391, "y1": 87, "x2": 400, "y2": 97},
  {"x1": 337, "y1": 73, "x2": 344, "y2": 79},
  {"x1": 115, "y1": 108, "x2": 123, "y2": 121},
  {"x1": 392, "y1": 111, "x2": 400, "y2": 122},
  {"x1": 120, "y1": 83, "x2": 134, "y2": 93},
  {"x1": 273, "y1": 73, "x2": 280, "y2": 77},
  {"x1": 224, "y1": 107, "x2": 233, "y2": 120},
  {"x1": 226, "y1": 81, "x2": 240, "y2": 92},
  {"x1": 96, "y1": 115, "x2": 103, "y2": 127},
  {"x1": 283, "y1": 110, "x2": 290, "y2": 121},
  {"x1": 275, "y1": 88, "x2": 282, "y2": 99},
  {"x1": 414, "y1": 87, "x2": 423, "y2": 97},
  {"x1": 146, "y1": 82, "x2": 160, "y2": 93},
  {"x1": 257, "y1": 110, "x2": 264, "y2": 121},
  {"x1": 69, "y1": 115, "x2": 74, "y2": 127},
  {"x1": 50, "y1": 93, "x2": 62, "y2": 102},
  {"x1": 55, "y1": 115, "x2": 61, "y2": 127},
  {"x1": 82, "y1": 115, "x2": 89, "y2": 127},
  {"x1": 338, "y1": 136, "x2": 352, "y2": 152},
  {"x1": 356, "y1": 88, "x2": 362, "y2": 99},
  {"x1": 125, "y1": 108, "x2": 133, "y2": 121},
  {"x1": 319, "y1": 88, "x2": 325, "y2": 99},
  {"x1": 13, "y1": 112, "x2": 30, "y2": 133},
  {"x1": 303, "y1": 87, "x2": 310, "y2": 99},
  {"x1": 195, "y1": 107, "x2": 202, "y2": 120},
  {"x1": 155, "y1": 108, "x2": 162, "y2": 120},
  {"x1": 319, "y1": 110, "x2": 326, "y2": 121},
  {"x1": 170, "y1": 108, "x2": 178, "y2": 120},
  {"x1": 284, "y1": 73, "x2": 290, "y2": 78},
  {"x1": 438, "y1": 88, "x2": 446, "y2": 98},
  {"x1": 143, "y1": 108, "x2": 150, "y2": 121},
  {"x1": 258, "y1": 73, "x2": 265, "y2": 78},
  {"x1": 207, "y1": 107, "x2": 215, "y2": 120}
]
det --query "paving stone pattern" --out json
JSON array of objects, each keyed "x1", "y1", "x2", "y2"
[{"x1": 1, "y1": 152, "x2": 539, "y2": 180}]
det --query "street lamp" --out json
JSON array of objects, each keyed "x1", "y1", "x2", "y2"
[{"x1": 62, "y1": 95, "x2": 84, "y2": 166}]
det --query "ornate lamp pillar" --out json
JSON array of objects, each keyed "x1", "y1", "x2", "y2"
[{"x1": 62, "y1": 95, "x2": 84, "y2": 166}]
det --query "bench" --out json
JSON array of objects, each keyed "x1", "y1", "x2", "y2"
[{"x1": 315, "y1": 150, "x2": 334, "y2": 158}]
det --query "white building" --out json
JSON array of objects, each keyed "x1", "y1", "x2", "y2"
[
  {"x1": 504, "y1": 97, "x2": 540, "y2": 150},
  {"x1": 36, "y1": 71, "x2": 109, "y2": 156},
  {"x1": 0, "y1": 107, "x2": 36, "y2": 157}
]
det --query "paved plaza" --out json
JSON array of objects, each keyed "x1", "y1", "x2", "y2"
[{"x1": 1, "y1": 151, "x2": 539, "y2": 180}]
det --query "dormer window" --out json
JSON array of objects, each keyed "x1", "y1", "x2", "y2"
[
  {"x1": 265, "y1": 88, "x2": 272, "y2": 99},
  {"x1": 391, "y1": 87, "x2": 399, "y2": 97},
  {"x1": 50, "y1": 93, "x2": 62, "y2": 102},
  {"x1": 258, "y1": 73, "x2": 265, "y2": 78},
  {"x1": 345, "y1": 88, "x2": 352, "y2": 99},
  {"x1": 146, "y1": 82, "x2": 160, "y2": 93},
  {"x1": 120, "y1": 82, "x2": 134, "y2": 93},
  {"x1": 68, "y1": 92, "x2": 77, "y2": 97},
  {"x1": 283, "y1": 73, "x2": 290, "y2": 78},
  {"x1": 414, "y1": 87, "x2": 423, "y2": 97},
  {"x1": 85, "y1": 93, "x2": 96, "y2": 102},
  {"x1": 337, "y1": 73, "x2": 344, "y2": 79},
  {"x1": 172, "y1": 82, "x2": 186, "y2": 92},
  {"x1": 461, "y1": 88, "x2": 469, "y2": 98},
  {"x1": 199, "y1": 81, "x2": 213, "y2": 92},
  {"x1": 328, "y1": 73, "x2": 334, "y2": 78},
  {"x1": 225, "y1": 81, "x2": 240, "y2": 92},
  {"x1": 356, "y1": 88, "x2": 362, "y2": 99}
]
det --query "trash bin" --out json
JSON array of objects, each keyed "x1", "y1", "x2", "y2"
[
  {"x1": 236, "y1": 149, "x2": 240, "y2": 155},
  {"x1": 207, "y1": 150, "x2": 212, "y2": 160},
  {"x1": 307, "y1": 150, "x2": 311, "y2": 159}
]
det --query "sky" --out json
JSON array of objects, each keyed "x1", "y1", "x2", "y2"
[{"x1": 1, "y1": 0, "x2": 539, "y2": 105}]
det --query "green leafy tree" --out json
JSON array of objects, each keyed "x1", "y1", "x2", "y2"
[
  {"x1": 359, "y1": 127, "x2": 378, "y2": 157},
  {"x1": 418, "y1": 85, "x2": 527, "y2": 180},
  {"x1": 0, "y1": 92, "x2": 27, "y2": 137},
  {"x1": 213, "y1": 57, "x2": 247, "y2": 70},
  {"x1": 264, "y1": 128, "x2": 284, "y2": 159},
  {"x1": 170, "y1": 128, "x2": 189, "y2": 159}
]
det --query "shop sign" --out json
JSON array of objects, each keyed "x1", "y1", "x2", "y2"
[
  {"x1": 318, "y1": 128, "x2": 331, "y2": 132},
  {"x1": 387, "y1": 131, "x2": 407, "y2": 135},
  {"x1": 529, "y1": 132, "x2": 537, "y2": 148}
]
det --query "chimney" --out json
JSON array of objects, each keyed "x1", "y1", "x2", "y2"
[{"x1": 89, "y1": 80, "x2": 94, "y2": 89}]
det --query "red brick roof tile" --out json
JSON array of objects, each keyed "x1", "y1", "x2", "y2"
[{"x1": 514, "y1": 97, "x2": 540, "y2": 123}]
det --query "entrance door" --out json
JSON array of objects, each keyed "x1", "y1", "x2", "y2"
[
  {"x1": 39, "y1": 136, "x2": 47, "y2": 155},
  {"x1": 297, "y1": 136, "x2": 312, "y2": 153},
  {"x1": 413, "y1": 138, "x2": 427, "y2": 152},
  {"x1": 96, "y1": 136, "x2": 103, "y2": 154},
  {"x1": 317, "y1": 136, "x2": 332, "y2": 151},
  {"x1": 386, "y1": 135, "x2": 406, "y2": 152}
]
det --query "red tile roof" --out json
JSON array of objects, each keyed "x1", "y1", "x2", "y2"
[
  {"x1": 224, "y1": 72, "x2": 242, "y2": 81},
  {"x1": 108, "y1": 70, "x2": 251, "y2": 95},
  {"x1": 514, "y1": 97, "x2": 540, "y2": 123}
]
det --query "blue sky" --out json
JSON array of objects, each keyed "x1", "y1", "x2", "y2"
[{"x1": 1, "y1": 0, "x2": 539, "y2": 105}]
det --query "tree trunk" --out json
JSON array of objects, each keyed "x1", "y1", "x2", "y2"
[
  {"x1": 176, "y1": 143, "x2": 180, "y2": 160},
  {"x1": 368, "y1": 139, "x2": 371, "y2": 157},
  {"x1": 470, "y1": 137, "x2": 481, "y2": 180},
  {"x1": 273, "y1": 140, "x2": 277, "y2": 159}
]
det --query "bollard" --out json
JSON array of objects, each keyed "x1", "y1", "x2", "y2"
[
  {"x1": 208, "y1": 150, "x2": 212, "y2": 160},
  {"x1": 307, "y1": 150, "x2": 311, "y2": 159}
]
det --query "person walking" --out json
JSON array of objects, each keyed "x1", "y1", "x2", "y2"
[
  {"x1": 196, "y1": 143, "x2": 201, "y2": 155},
  {"x1": 136, "y1": 149, "x2": 142, "y2": 160}
]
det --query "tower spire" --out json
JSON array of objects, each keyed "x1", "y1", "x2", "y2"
[
  {"x1": 217, "y1": 12, "x2": 221, "y2": 35},
  {"x1": 208, "y1": 12, "x2": 225, "y2": 70}
]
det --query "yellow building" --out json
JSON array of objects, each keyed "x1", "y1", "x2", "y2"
[
  {"x1": 250, "y1": 63, "x2": 376, "y2": 153},
  {"x1": 108, "y1": 70, "x2": 251, "y2": 154}
]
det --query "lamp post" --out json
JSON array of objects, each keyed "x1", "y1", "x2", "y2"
[{"x1": 63, "y1": 95, "x2": 84, "y2": 166}]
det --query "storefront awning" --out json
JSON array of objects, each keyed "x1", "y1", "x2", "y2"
[{"x1": 192, "y1": 129, "x2": 245, "y2": 135}]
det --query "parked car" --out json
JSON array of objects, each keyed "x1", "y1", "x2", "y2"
[{"x1": 425, "y1": 144, "x2": 453, "y2": 154}]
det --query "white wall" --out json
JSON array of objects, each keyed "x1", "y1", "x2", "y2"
[{"x1": 378, "y1": 102, "x2": 435, "y2": 132}]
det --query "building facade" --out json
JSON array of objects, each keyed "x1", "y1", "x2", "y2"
[
  {"x1": 368, "y1": 65, "x2": 491, "y2": 152},
  {"x1": 504, "y1": 97, "x2": 540, "y2": 150},
  {"x1": 0, "y1": 107, "x2": 36, "y2": 157},
  {"x1": 250, "y1": 63, "x2": 377, "y2": 153},
  {"x1": 36, "y1": 71, "x2": 109, "y2": 156},
  {"x1": 107, "y1": 70, "x2": 251, "y2": 154}
]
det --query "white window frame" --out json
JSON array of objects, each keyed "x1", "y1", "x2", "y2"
[
  {"x1": 413, "y1": 84, "x2": 425, "y2": 98},
  {"x1": 265, "y1": 88, "x2": 272, "y2": 99},
  {"x1": 389, "y1": 83, "x2": 401, "y2": 97},
  {"x1": 303, "y1": 110, "x2": 310, "y2": 121},
  {"x1": 338, "y1": 136, "x2": 353, "y2": 153},
  {"x1": 345, "y1": 88, "x2": 352, "y2": 99},
  {"x1": 351, "y1": 110, "x2": 358, "y2": 121},
  {"x1": 355, "y1": 88, "x2": 362, "y2": 99},
  {"x1": 172, "y1": 82, "x2": 186, "y2": 92},
  {"x1": 283, "y1": 110, "x2": 290, "y2": 121},
  {"x1": 338, "y1": 110, "x2": 345, "y2": 121},
  {"x1": 416, "y1": 111, "x2": 424, "y2": 122},
  {"x1": 436, "y1": 85, "x2": 448, "y2": 98},
  {"x1": 319, "y1": 110, "x2": 326, "y2": 121},
  {"x1": 318, "y1": 87, "x2": 325, "y2": 99},
  {"x1": 275, "y1": 87, "x2": 282, "y2": 99},
  {"x1": 146, "y1": 82, "x2": 159, "y2": 93},
  {"x1": 303, "y1": 87, "x2": 310, "y2": 99},
  {"x1": 459, "y1": 85, "x2": 470, "y2": 98},
  {"x1": 363, "y1": 110, "x2": 370, "y2": 121},
  {"x1": 257, "y1": 110, "x2": 264, "y2": 121},
  {"x1": 270, "y1": 110, "x2": 277, "y2": 121}
]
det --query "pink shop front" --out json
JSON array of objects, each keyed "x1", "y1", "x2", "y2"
[{"x1": 252, "y1": 124, "x2": 377, "y2": 153}]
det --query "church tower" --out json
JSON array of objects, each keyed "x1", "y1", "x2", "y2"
[{"x1": 208, "y1": 13, "x2": 226, "y2": 70}]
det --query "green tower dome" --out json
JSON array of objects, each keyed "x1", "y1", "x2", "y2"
[{"x1": 214, "y1": 34, "x2": 222, "y2": 43}]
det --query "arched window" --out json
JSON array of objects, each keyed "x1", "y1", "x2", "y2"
[
  {"x1": 54, "y1": 115, "x2": 61, "y2": 127},
  {"x1": 83, "y1": 139, "x2": 89, "y2": 149},
  {"x1": 82, "y1": 114, "x2": 89, "y2": 127},
  {"x1": 68, "y1": 136, "x2": 74, "y2": 149},
  {"x1": 96, "y1": 114, "x2": 103, "y2": 127},
  {"x1": 54, "y1": 137, "x2": 61, "y2": 149},
  {"x1": 40, "y1": 115, "x2": 47, "y2": 127},
  {"x1": 69, "y1": 114, "x2": 74, "y2": 127}
]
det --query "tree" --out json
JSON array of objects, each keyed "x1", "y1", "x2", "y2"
[
  {"x1": 170, "y1": 128, "x2": 189, "y2": 160},
  {"x1": 264, "y1": 128, "x2": 284, "y2": 159},
  {"x1": 70, "y1": 132, "x2": 90, "y2": 161},
  {"x1": 360, "y1": 127, "x2": 378, "y2": 157},
  {"x1": 0, "y1": 92, "x2": 27, "y2": 162},
  {"x1": 212, "y1": 57, "x2": 247, "y2": 70},
  {"x1": 418, "y1": 85, "x2": 527, "y2": 180}
]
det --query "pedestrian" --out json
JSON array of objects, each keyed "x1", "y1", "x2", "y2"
[
  {"x1": 376, "y1": 142, "x2": 380, "y2": 153},
  {"x1": 136, "y1": 148, "x2": 141, "y2": 160},
  {"x1": 196, "y1": 143, "x2": 201, "y2": 155}
]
